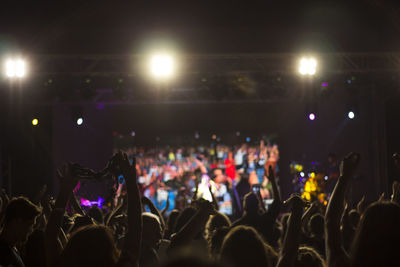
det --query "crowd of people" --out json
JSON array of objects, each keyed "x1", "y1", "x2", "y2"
[
  {"x1": 1, "y1": 150, "x2": 400, "y2": 267},
  {"x1": 111, "y1": 141, "x2": 279, "y2": 216}
]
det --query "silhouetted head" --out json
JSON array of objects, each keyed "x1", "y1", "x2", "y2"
[
  {"x1": 142, "y1": 212, "x2": 162, "y2": 249},
  {"x1": 243, "y1": 193, "x2": 260, "y2": 215},
  {"x1": 3, "y1": 196, "x2": 41, "y2": 243},
  {"x1": 205, "y1": 212, "x2": 231, "y2": 241},
  {"x1": 60, "y1": 225, "x2": 119, "y2": 267},
  {"x1": 351, "y1": 201, "x2": 400, "y2": 267},
  {"x1": 209, "y1": 226, "x2": 230, "y2": 257},
  {"x1": 88, "y1": 205, "x2": 104, "y2": 224},
  {"x1": 309, "y1": 213, "x2": 324, "y2": 237},
  {"x1": 174, "y1": 206, "x2": 197, "y2": 233},
  {"x1": 220, "y1": 226, "x2": 270, "y2": 267}
]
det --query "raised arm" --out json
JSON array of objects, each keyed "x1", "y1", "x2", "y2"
[
  {"x1": 45, "y1": 164, "x2": 78, "y2": 267},
  {"x1": 265, "y1": 165, "x2": 282, "y2": 221},
  {"x1": 117, "y1": 153, "x2": 142, "y2": 267},
  {"x1": 268, "y1": 165, "x2": 281, "y2": 203},
  {"x1": 69, "y1": 194, "x2": 86, "y2": 216},
  {"x1": 301, "y1": 201, "x2": 319, "y2": 234},
  {"x1": 208, "y1": 184, "x2": 220, "y2": 211},
  {"x1": 161, "y1": 197, "x2": 170, "y2": 217},
  {"x1": 325, "y1": 152, "x2": 359, "y2": 267},
  {"x1": 277, "y1": 195, "x2": 307, "y2": 267}
]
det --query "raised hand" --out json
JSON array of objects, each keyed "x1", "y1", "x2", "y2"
[
  {"x1": 284, "y1": 194, "x2": 308, "y2": 213},
  {"x1": 267, "y1": 165, "x2": 276, "y2": 183},
  {"x1": 356, "y1": 196, "x2": 366, "y2": 214},
  {"x1": 117, "y1": 152, "x2": 137, "y2": 184},
  {"x1": 33, "y1": 184, "x2": 47, "y2": 205},
  {"x1": 197, "y1": 198, "x2": 217, "y2": 216},
  {"x1": 57, "y1": 163, "x2": 79, "y2": 194},
  {"x1": 340, "y1": 152, "x2": 360, "y2": 179},
  {"x1": 391, "y1": 181, "x2": 400, "y2": 204}
]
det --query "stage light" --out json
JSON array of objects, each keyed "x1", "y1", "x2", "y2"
[
  {"x1": 300, "y1": 172, "x2": 305, "y2": 177},
  {"x1": 348, "y1": 111, "x2": 355, "y2": 119},
  {"x1": 32, "y1": 118, "x2": 38, "y2": 126},
  {"x1": 131, "y1": 131, "x2": 136, "y2": 137},
  {"x1": 150, "y1": 54, "x2": 174, "y2": 78},
  {"x1": 212, "y1": 134, "x2": 217, "y2": 140},
  {"x1": 246, "y1": 137, "x2": 251, "y2": 142},
  {"x1": 76, "y1": 117, "x2": 83, "y2": 125},
  {"x1": 308, "y1": 113, "x2": 316, "y2": 121},
  {"x1": 5, "y1": 58, "x2": 26, "y2": 78},
  {"x1": 299, "y1": 57, "x2": 317, "y2": 76}
]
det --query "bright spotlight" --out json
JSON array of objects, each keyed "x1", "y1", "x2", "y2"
[
  {"x1": 348, "y1": 111, "x2": 355, "y2": 119},
  {"x1": 76, "y1": 118, "x2": 83, "y2": 125},
  {"x1": 299, "y1": 57, "x2": 317, "y2": 76},
  {"x1": 5, "y1": 58, "x2": 26, "y2": 78},
  {"x1": 150, "y1": 54, "x2": 174, "y2": 78},
  {"x1": 300, "y1": 172, "x2": 305, "y2": 177},
  {"x1": 32, "y1": 118, "x2": 39, "y2": 126},
  {"x1": 308, "y1": 113, "x2": 316, "y2": 121}
]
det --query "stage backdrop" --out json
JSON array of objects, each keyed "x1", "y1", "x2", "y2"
[{"x1": 51, "y1": 93, "x2": 386, "y2": 204}]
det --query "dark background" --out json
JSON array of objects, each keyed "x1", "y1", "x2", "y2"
[{"x1": 1, "y1": 1, "x2": 400, "y2": 54}]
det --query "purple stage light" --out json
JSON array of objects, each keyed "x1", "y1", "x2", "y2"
[
  {"x1": 80, "y1": 197, "x2": 104, "y2": 208},
  {"x1": 96, "y1": 103, "x2": 104, "y2": 110},
  {"x1": 321, "y1": 82, "x2": 328, "y2": 87},
  {"x1": 309, "y1": 113, "x2": 316, "y2": 121}
]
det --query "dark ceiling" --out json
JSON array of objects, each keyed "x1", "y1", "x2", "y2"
[{"x1": 1, "y1": 0, "x2": 400, "y2": 54}]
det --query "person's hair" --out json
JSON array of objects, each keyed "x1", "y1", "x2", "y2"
[
  {"x1": 243, "y1": 193, "x2": 260, "y2": 214},
  {"x1": 308, "y1": 213, "x2": 324, "y2": 237},
  {"x1": 4, "y1": 196, "x2": 41, "y2": 224},
  {"x1": 59, "y1": 224, "x2": 119, "y2": 267},
  {"x1": 295, "y1": 246, "x2": 326, "y2": 267},
  {"x1": 220, "y1": 226, "x2": 271, "y2": 267},
  {"x1": 165, "y1": 209, "x2": 180, "y2": 239},
  {"x1": 174, "y1": 206, "x2": 197, "y2": 233},
  {"x1": 350, "y1": 201, "x2": 400, "y2": 267},
  {"x1": 143, "y1": 212, "x2": 161, "y2": 225},
  {"x1": 69, "y1": 215, "x2": 95, "y2": 233},
  {"x1": 264, "y1": 242, "x2": 279, "y2": 267},
  {"x1": 167, "y1": 210, "x2": 180, "y2": 230},
  {"x1": 205, "y1": 212, "x2": 231, "y2": 241},
  {"x1": 348, "y1": 209, "x2": 360, "y2": 229},
  {"x1": 209, "y1": 226, "x2": 230, "y2": 257},
  {"x1": 88, "y1": 206, "x2": 104, "y2": 224}
]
